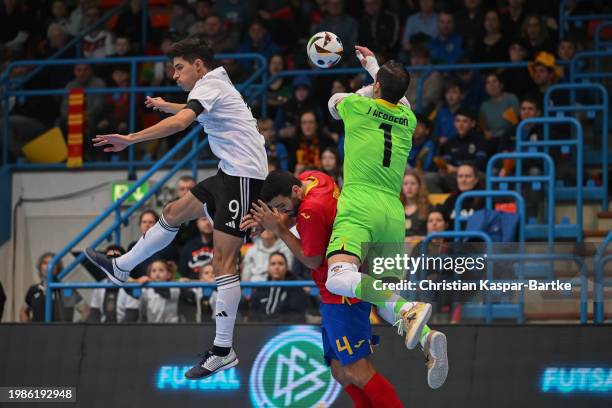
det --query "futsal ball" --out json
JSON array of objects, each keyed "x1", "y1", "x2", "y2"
[{"x1": 307, "y1": 31, "x2": 343, "y2": 68}]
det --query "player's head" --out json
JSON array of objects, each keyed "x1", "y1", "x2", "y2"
[
  {"x1": 260, "y1": 171, "x2": 304, "y2": 217},
  {"x1": 166, "y1": 36, "x2": 214, "y2": 91},
  {"x1": 373, "y1": 60, "x2": 410, "y2": 104}
]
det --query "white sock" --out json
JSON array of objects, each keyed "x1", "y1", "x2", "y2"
[
  {"x1": 376, "y1": 297, "x2": 416, "y2": 325},
  {"x1": 115, "y1": 214, "x2": 178, "y2": 272},
  {"x1": 213, "y1": 274, "x2": 241, "y2": 348},
  {"x1": 325, "y1": 262, "x2": 362, "y2": 297}
]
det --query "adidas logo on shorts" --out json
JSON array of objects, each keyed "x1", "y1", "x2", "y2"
[{"x1": 225, "y1": 220, "x2": 236, "y2": 229}]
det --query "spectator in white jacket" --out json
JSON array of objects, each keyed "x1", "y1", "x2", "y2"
[
  {"x1": 140, "y1": 260, "x2": 179, "y2": 323},
  {"x1": 241, "y1": 230, "x2": 293, "y2": 282}
]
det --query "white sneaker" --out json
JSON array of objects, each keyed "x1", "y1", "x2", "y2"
[
  {"x1": 185, "y1": 348, "x2": 239, "y2": 379},
  {"x1": 396, "y1": 303, "x2": 432, "y2": 349},
  {"x1": 423, "y1": 330, "x2": 449, "y2": 389}
]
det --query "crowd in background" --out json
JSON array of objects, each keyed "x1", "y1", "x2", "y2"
[{"x1": 5, "y1": 0, "x2": 608, "y2": 324}]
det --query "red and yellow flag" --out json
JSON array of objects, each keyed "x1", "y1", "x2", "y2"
[{"x1": 67, "y1": 88, "x2": 85, "y2": 167}]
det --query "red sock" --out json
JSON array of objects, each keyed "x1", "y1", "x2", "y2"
[
  {"x1": 362, "y1": 373, "x2": 404, "y2": 408},
  {"x1": 345, "y1": 384, "x2": 373, "y2": 408}
]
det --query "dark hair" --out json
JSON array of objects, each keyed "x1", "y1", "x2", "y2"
[
  {"x1": 178, "y1": 175, "x2": 195, "y2": 184},
  {"x1": 520, "y1": 93, "x2": 542, "y2": 111},
  {"x1": 37, "y1": 252, "x2": 63, "y2": 279},
  {"x1": 166, "y1": 36, "x2": 215, "y2": 68},
  {"x1": 260, "y1": 171, "x2": 301, "y2": 202},
  {"x1": 414, "y1": 113, "x2": 431, "y2": 129},
  {"x1": 444, "y1": 78, "x2": 462, "y2": 93},
  {"x1": 269, "y1": 251, "x2": 288, "y2": 265},
  {"x1": 457, "y1": 162, "x2": 480, "y2": 180},
  {"x1": 428, "y1": 206, "x2": 449, "y2": 224},
  {"x1": 455, "y1": 107, "x2": 477, "y2": 122},
  {"x1": 139, "y1": 209, "x2": 159, "y2": 224},
  {"x1": 376, "y1": 60, "x2": 411, "y2": 104}
]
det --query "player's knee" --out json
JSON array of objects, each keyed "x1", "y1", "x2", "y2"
[
  {"x1": 330, "y1": 362, "x2": 350, "y2": 387},
  {"x1": 343, "y1": 361, "x2": 375, "y2": 388},
  {"x1": 161, "y1": 202, "x2": 180, "y2": 227},
  {"x1": 325, "y1": 262, "x2": 358, "y2": 297}
]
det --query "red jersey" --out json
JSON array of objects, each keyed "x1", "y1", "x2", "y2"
[{"x1": 297, "y1": 171, "x2": 358, "y2": 304}]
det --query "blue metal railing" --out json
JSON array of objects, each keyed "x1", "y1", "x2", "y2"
[
  {"x1": 2, "y1": 54, "x2": 267, "y2": 173},
  {"x1": 516, "y1": 117, "x2": 584, "y2": 241},
  {"x1": 543, "y1": 83, "x2": 608, "y2": 210},
  {"x1": 594, "y1": 231, "x2": 612, "y2": 323},
  {"x1": 44, "y1": 125, "x2": 208, "y2": 321},
  {"x1": 486, "y1": 152, "x2": 555, "y2": 243},
  {"x1": 559, "y1": 0, "x2": 612, "y2": 40},
  {"x1": 570, "y1": 50, "x2": 612, "y2": 83}
]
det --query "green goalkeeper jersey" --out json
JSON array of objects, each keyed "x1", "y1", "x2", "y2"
[{"x1": 337, "y1": 94, "x2": 416, "y2": 195}]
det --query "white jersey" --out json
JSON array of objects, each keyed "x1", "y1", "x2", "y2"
[{"x1": 188, "y1": 67, "x2": 268, "y2": 180}]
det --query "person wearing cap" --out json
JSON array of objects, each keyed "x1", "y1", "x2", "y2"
[{"x1": 528, "y1": 51, "x2": 566, "y2": 105}]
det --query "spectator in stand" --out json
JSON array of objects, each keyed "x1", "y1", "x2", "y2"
[
  {"x1": 409, "y1": 113, "x2": 436, "y2": 180},
  {"x1": 479, "y1": 72, "x2": 519, "y2": 155},
  {"x1": 402, "y1": 170, "x2": 431, "y2": 242},
  {"x1": 178, "y1": 262, "x2": 217, "y2": 322},
  {"x1": 401, "y1": 0, "x2": 437, "y2": 53},
  {"x1": 521, "y1": 14, "x2": 555, "y2": 58},
  {"x1": 67, "y1": 0, "x2": 87, "y2": 36},
  {"x1": 169, "y1": 0, "x2": 196, "y2": 39},
  {"x1": 97, "y1": 35, "x2": 133, "y2": 85},
  {"x1": 499, "y1": 38, "x2": 534, "y2": 99},
  {"x1": 320, "y1": 147, "x2": 343, "y2": 187},
  {"x1": 256, "y1": 0, "x2": 298, "y2": 50},
  {"x1": 440, "y1": 163, "x2": 484, "y2": 221},
  {"x1": 140, "y1": 260, "x2": 180, "y2": 323},
  {"x1": 528, "y1": 51, "x2": 564, "y2": 104},
  {"x1": 429, "y1": 11, "x2": 463, "y2": 65},
  {"x1": 196, "y1": 14, "x2": 238, "y2": 53},
  {"x1": 405, "y1": 45, "x2": 444, "y2": 115},
  {"x1": 194, "y1": 0, "x2": 213, "y2": 21},
  {"x1": 472, "y1": 9, "x2": 508, "y2": 63},
  {"x1": 439, "y1": 107, "x2": 488, "y2": 180},
  {"x1": 314, "y1": 0, "x2": 358, "y2": 58},
  {"x1": 501, "y1": 0, "x2": 528, "y2": 40},
  {"x1": 237, "y1": 19, "x2": 281, "y2": 71},
  {"x1": 275, "y1": 75, "x2": 323, "y2": 171},
  {"x1": 454, "y1": 57, "x2": 486, "y2": 111},
  {"x1": 20, "y1": 252, "x2": 87, "y2": 322},
  {"x1": 97, "y1": 65, "x2": 131, "y2": 136},
  {"x1": 455, "y1": 0, "x2": 484, "y2": 58},
  {"x1": 433, "y1": 79, "x2": 463, "y2": 146},
  {"x1": 357, "y1": 0, "x2": 400, "y2": 60},
  {"x1": 557, "y1": 38, "x2": 579, "y2": 79},
  {"x1": 172, "y1": 175, "x2": 199, "y2": 247},
  {"x1": 88, "y1": 245, "x2": 126, "y2": 323},
  {"x1": 179, "y1": 217, "x2": 214, "y2": 280},
  {"x1": 0, "y1": 0, "x2": 30, "y2": 54},
  {"x1": 47, "y1": 0, "x2": 70, "y2": 34},
  {"x1": 427, "y1": 208, "x2": 449, "y2": 236},
  {"x1": 213, "y1": 0, "x2": 256, "y2": 39},
  {"x1": 59, "y1": 64, "x2": 105, "y2": 161},
  {"x1": 114, "y1": 0, "x2": 150, "y2": 51},
  {"x1": 82, "y1": 6, "x2": 114, "y2": 58},
  {"x1": 249, "y1": 252, "x2": 307, "y2": 322},
  {"x1": 258, "y1": 117, "x2": 289, "y2": 172},
  {"x1": 128, "y1": 209, "x2": 179, "y2": 281},
  {"x1": 242, "y1": 230, "x2": 293, "y2": 282},
  {"x1": 264, "y1": 54, "x2": 291, "y2": 119},
  {"x1": 295, "y1": 111, "x2": 327, "y2": 175}
]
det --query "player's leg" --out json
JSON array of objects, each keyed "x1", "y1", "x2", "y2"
[
  {"x1": 330, "y1": 359, "x2": 373, "y2": 408},
  {"x1": 186, "y1": 173, "x2": 263, "y2": 379},
  {"x1": 85, "y1": 190, "x2": 206, "y2": 285},
  {"x1": 325, "y1": 191, "x2": 430, "y2": 349}
]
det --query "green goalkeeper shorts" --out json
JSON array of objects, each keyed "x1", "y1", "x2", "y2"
[{"x1": 326, "y1": 184, "x2": 405, "y2": 261}]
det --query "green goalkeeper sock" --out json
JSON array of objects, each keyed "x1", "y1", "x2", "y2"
[{"x1": 419, "y1": 325, "x2": 431, "y2": 348}]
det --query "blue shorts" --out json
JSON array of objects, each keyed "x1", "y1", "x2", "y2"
[{"x1": 320, "y1": 301, "x2": 377, "y2": 366}]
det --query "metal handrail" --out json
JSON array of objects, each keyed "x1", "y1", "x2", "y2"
[
  {"x1": 559, "y1": 0, "x2": 612, "y2": 40},
  {"x1": 486, "y1": 152, "x2": 555, "y2": 243},
  {"x1": 516, "y1": 117, "x2": 584, "y2": 241},
  {"x1": 543, "y1": 83, "x2": 608, "y2": 210},
  {"x1": 44, "y1": 126, "x2": 206, "y2": 321}
]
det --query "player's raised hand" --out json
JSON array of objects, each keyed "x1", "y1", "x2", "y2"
[
  {"x1": 251, "y1": 200, "x2": 284, "y2": 235},
  {"x1": 355, "y1": 45, "x2": 375, "y2": 66},
  {"x1": 145, "y1": 96, "x2": 169, "y2": 112},
  {"x1": 239, "y1": 214, "x2": 264, "y2": 237},
  {"x1": 92, "y1": 134, "x2": 131, "y2": 152}
]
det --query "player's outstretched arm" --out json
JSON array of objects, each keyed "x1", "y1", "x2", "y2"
[
  {"x1": 145, "y1": 96, "x2": 185, "y2": 114},
  {"x1": 92, "y1": 109, "x2": 196, "y2": 152}
]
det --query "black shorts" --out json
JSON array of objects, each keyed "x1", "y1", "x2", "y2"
[{"x1": 191, "y1": 169, "x2": 264, "y2": 238}]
